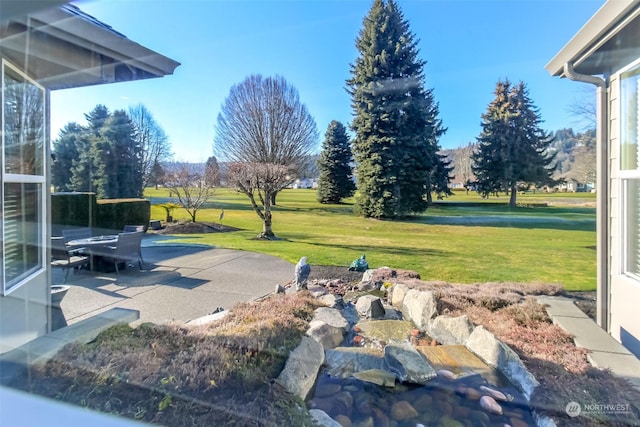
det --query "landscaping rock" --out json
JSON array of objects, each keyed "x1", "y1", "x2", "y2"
[
  {"x1": 362, "y1": 269, "x2": 375, "y2": 282},
  {"x1": 355, "y1": 295, "x2": 385, "y2": 319},
  {"x1": 313, "y1": 307, "x2": 349, "y2": 331},
  {"x1": 357, "y1": 281, "x2": 379, "y2": 292},
  {"x1": 383, "y1": 307, "x2": 403, "y2": 320},
  {"x1": 309, "y1": 409, "x2": 342, "y2": 427},
  {"x1": 307, "y1": 320, "x2": 346, "y2": 350},
  {"x1": 325, "y1": 347, "x2": 385, "y2": 378},
  {"x1": 390, "y1": 283, "x2": 409, "y2": 309},
  {"x1": 355, "y1": 319, "x2": 414, "y2": 343},
  {"x1": 428, "y1": 315, "x2": 475, "y2": 345},
  {"x1": 466, "y1": 326, "x2": 539, "y2": 400},
  {"x1": 274, "y1": 284, "x2": 285, "y2": 294},
  {"x1": 390, "y1": 400, "x2": 418, "y2": 421},
  {"x1": 384, "y1": 342, "x2": 437, "y2": 384},
  {"x1": 318, "y1": 293, "x2": 341, "y2": 308},
  {"x1": 401, "y1": 289, "x2": 437, "y2": 331},
  {"x1": 352, "y1": 369, "x2": 396, "y2": 387},
  {"x1": 276, "y1": 336, "x2": 324, "y2": 401}
]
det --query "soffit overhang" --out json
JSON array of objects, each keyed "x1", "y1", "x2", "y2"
[
  {"x1": 546, "y1": 0, "x2": 640, "y2": 78},
  {"x1": 0, "y1": 3, "x2": 180, "y2": 90}
]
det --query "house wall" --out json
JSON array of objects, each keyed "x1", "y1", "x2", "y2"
[
  {"x1": 608, "y1": 72, "x2": 640, "y2": 358},
  {"x1": 0, "y1": 272, "x2": 49, "y2": 354}
]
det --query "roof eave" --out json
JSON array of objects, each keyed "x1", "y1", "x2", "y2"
[{"x1": 546, "y1": 0, "x2": 640, "y2": 77}]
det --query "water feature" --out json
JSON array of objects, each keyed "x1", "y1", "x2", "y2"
[{"x1": 307, "y1": 298, "x2": 535, "y2": 427}]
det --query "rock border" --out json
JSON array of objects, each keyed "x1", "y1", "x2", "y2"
[{"x1": 276, "y1": 270, "x2": 558, "y2": 427}]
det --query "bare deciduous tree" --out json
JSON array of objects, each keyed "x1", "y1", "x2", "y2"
[
  {"x1": 164, "y1": 162, "x2": 215, "y2": 222},
  {"x1": 227, "y1": 162, "x2": 292, "y2": 237},
  {"x1": 129, "y1": 104, "x2": 172, "y2": 190},
  {"x1": 214, "y1": 75, "x2": 318, "y2": 238}
]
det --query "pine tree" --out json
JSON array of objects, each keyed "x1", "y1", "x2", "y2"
[
  {"x1": 317, "y1": 121, "x2": 355, "y2": 204},
  {"x1": 70, "y1": 105, "x2": 110, "y2": 192},
  {"x1": 347, "y1": 0, "x2": 445, "y2": 218},
  {"x1": 92, "y1": 110, "x2": 142, "y2": 198},
  {"x1": 428, "y1": 153, "x2": 454, "y2": 201},
  {"x1": 52, "y1": 122, "x2": 85, "y2": 191},
  {"x1": 472, "y1": 80, "x2": 556, "y2": 207}
]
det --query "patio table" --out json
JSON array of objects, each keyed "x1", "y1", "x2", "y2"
[{"x1": 67, "y1": 235, "x2": 118, "y2": 271}]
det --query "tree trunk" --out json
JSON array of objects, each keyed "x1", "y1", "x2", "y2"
[
  {"x1": 509, "y1": 184, "x2": 517, "y2": 207},
  {"x1": 270, "y1": 192, "x2": 277, "y2": 206},
  {"x1": 259, "y1": 197, "x2": 275, "y2": 238},
  {"x1": 191, "y1": 211, "x2": 197, "y2": 222},
  {"x1": 426, "y1": 190, "x2": 433, "y2": 206}
]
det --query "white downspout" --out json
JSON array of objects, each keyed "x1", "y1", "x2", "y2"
[{"x1": 563, "y1": 62, "x2": 609, "y2": 332}]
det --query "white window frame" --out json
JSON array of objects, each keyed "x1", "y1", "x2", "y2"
[{"x1": 1, "y1": 59, "x2": 47, "y2": 295}]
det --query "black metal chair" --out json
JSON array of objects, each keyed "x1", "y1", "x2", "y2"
[
  {"x1": 100, "y1": 232, "x2": 144, "y2": 275},
  {"x1": 51, "y1": 238, "x2": 89, "y2": 282}
]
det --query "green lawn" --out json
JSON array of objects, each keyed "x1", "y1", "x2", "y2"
[{"x1": 145, "y1": 188, "x2": 596, "y2": 291}]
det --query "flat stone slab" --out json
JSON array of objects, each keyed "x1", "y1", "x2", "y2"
[
  {"x1": 384, "y1": 342, "x2": 436, "y2": 384},
  {"x1": 324, "y1": 347, "x2": 385, "y2": 378},
  {"x1": 355, "y1": 319, "x2": 414, "y2": 343},
  {"x1": 417, "y1": 344, "x2": 501, "y2": 385}
]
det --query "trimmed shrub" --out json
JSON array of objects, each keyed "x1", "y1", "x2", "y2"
[
  {"x1": 51, "y1": 192, "x2": 97, "y2": 235},
  {"x1": 96, "y1": 199, "x2": 150, "y2": 232}
]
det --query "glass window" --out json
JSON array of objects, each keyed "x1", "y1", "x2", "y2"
[
  {"x1": 621, "y1": 63, "x2": 640, "y2": 280},
  {"x1": 3, "y1": 64, "x2": 44, "y2": 175},
  {"x1": 1, "y1": 60, "x2": 46, "y2": 294}
]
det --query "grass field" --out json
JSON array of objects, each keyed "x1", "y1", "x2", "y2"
[{"x1": 146, "y1": 188, "x2": 596, "y2": 291}]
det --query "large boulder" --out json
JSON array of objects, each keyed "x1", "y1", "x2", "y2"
[
  {"x1": 384, "y1": 342, "x2": 437, "y2": 384},
  {"x1": 355, "y1": 319, "x2": 414, "y2": 343},
  {"x1": 390, "y1": 283, "x2": 410, "y2": 309},
  {"x1": 355, "y1": 295, "x2": 386, "y2": 319},
  {"x1": 276, "y1": 336, "x2": 324, "y2": 401},
  {"x1": 428, "y1": 315, "x2": 475, "y2": 345},
  {"x1": 401, "y1": 289, "x2": 438, "y2": 331},
  {"x1": 466, "y1": 326, "x2": 539, "y2": 400},
  {"x1": 313, "y1": 307, "x2": 349, "y2": 331},
  {"x1": 307, "y1": 320, "x2": 345, "y2": 350}
]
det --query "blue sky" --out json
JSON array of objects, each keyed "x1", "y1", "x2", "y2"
[{"x1": 51, "y1": 0, "x2": 603, "y2": 162}]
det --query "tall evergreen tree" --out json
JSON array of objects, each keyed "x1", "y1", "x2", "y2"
[
  {"x1": 472, "y1": 79, "x2": 556, "y2": 207},
  {"x1": 317, "y1": 120, "x2": 355, "y2": 204},
  {"x1": 347, "y1": 0, "x2": 445, "y2": 218},
  {"x1": 92, "y1": 110, "x2": 142, "y2": 198},
  {"x1": 52, "y1": 122, "x2": 85, "y2": 192},
  {"x1": 70, "y1": 105, "x2": 110, "y2": 192}
]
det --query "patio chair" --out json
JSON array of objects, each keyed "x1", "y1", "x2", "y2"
[
  {"x1": 51, "y1": 238, "x2": 89, "y2": 282},
  {"x1": 101, "y1": 232, "x2": 144, "y2": 275},
  {"x1": 123, "y1": 225, "x2": 145, "y2": 233}
]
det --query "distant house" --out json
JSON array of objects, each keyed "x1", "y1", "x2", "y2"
[
  {"x1": 0, "y1": 3, "x2": 179, "y2": 353},
  {"x1": 547, "y1": 0, "x2": 640, "y2": 358}
]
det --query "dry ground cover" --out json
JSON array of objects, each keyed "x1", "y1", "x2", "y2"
[{"x1": 9, "y1": 275, "x2": 640, "y2": 426}]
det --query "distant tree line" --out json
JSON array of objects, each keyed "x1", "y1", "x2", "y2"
[{"x1": 52, "y1": 104, "x2": 171, "y2": 199}]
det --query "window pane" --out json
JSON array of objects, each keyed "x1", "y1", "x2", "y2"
[
  {"x1": 624, "y1": 179, "x2": 640, "y2": 278},
  {"x1": 621, "y1": 68, "x2": 640, "y2": 171},
  {"x1": 3, "y1": 182, "x2": 42, "y2": 289},
  {"x1": 3, "y1": 65, "x2": 45, "y2": 175}
]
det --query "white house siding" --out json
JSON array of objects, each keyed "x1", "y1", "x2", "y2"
[
  {"x1": 0, "y1": 271, "x2": 49, "y2": 354},
  {"x1": 609, "y1": 72, "x2": 640, "y2": 358}
]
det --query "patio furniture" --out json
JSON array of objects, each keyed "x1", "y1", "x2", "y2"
[
  {"x1": 100, "y1": 232, "x2": 144, "y2": 275},
  {"x1": 123, "y1": 225, "x2": 145, "y2": 233},
  {"x1": 62, "y1": 227, "x2": 92, "y2": 245},
  {"x1": 66, "y1": 235, "x2": 119, "y2": 271},
  {"x1": 51, "y1": 238, "x2": 89, "y2": 282}
]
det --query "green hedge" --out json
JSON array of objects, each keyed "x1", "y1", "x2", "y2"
[
  {"x1": 96, "y1": 199, "x2": 150, "y2": 231},
  {"x1": 51, "y1": 192, "x2": 97, "y2": 235},
  {"x1": 52, "y1": 193, "x2": 149, "y2": 234}
]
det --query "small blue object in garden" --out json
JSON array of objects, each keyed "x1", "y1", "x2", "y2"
[{"x1": 349, "y1": 254, "x2": 368, "y2": 272}]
